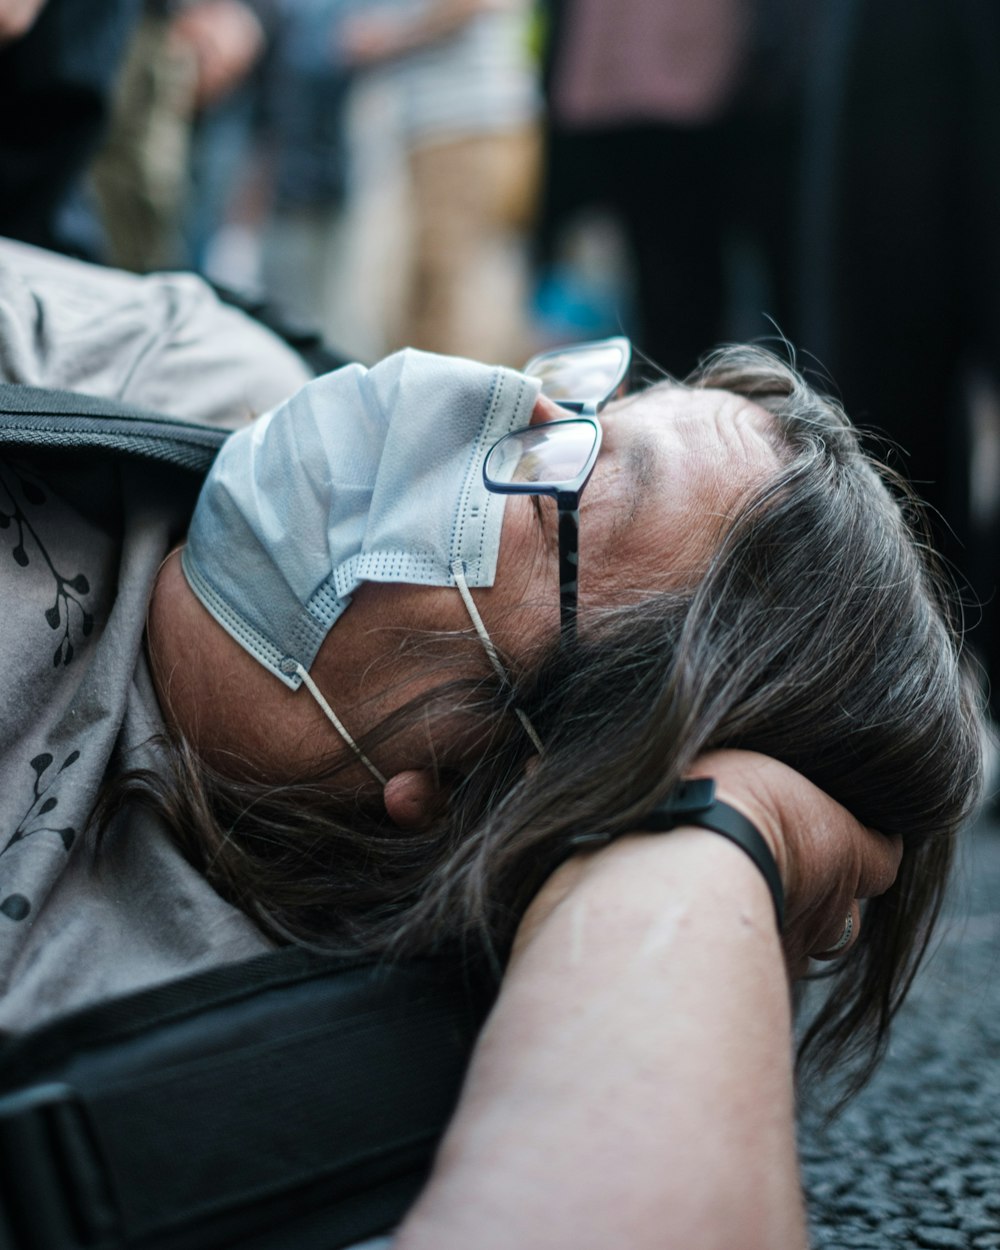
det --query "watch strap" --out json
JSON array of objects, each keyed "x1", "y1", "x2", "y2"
[{"x1": 646, "y1": 778, "x2": 785, "y2": 931}]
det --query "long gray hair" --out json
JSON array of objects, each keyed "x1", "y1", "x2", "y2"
[{"x1": 108, "y1": 345, "x2": 983, "y2": 1094}]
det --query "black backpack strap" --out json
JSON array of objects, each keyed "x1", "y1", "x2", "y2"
[
  {"x1": 0, "y1": 948, "x2": 492, "y2": 1250},
  {"x1": 0, "y1": 382, "x2": 228, "y2": 475}
]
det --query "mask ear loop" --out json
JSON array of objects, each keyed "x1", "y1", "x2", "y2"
[
  {"x1": 294, "y1": 662, "x2": 389, "y2": 786},
  {"x1": 450, "y1": 559, "x2": 545, "y2": 755}
]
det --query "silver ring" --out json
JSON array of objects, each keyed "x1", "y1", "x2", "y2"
[{"x1": 826, "y1": 911, "x2": 854, "y2": 954}]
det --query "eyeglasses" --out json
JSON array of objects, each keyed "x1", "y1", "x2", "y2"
[{"x1": 483, "y1": 336, "x2": 631, "y2": 640}]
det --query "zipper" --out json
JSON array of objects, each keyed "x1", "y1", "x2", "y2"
[{"x1": 0, "y1": 383, "x2": 228, "y2": 475}]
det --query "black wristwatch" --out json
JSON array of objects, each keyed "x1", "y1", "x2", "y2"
[{"x1": 645, "y1": 778, "x2": 785, "y2": 931}]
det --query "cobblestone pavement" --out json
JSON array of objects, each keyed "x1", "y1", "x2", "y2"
[{"x1": 799, "y1": 818, "x2": 1000, "y2": 1248}]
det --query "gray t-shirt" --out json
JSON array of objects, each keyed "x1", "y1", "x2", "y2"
[{"x1": 0, "y1": 240, "x2": 313, "y2": 1032}]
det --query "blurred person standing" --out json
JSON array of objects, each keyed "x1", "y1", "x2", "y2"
[
  {"x1": 340, "y1": 0, "x2": 542, "y2": 364},
  {"x1": 91, "y1": 0, "x2": 268, "y2": 274},
  {"x1": 0, "y1": 0, "x2": 142, "y2": 258},
  {"x1": 256, "y1": 0, "x2": 358, "y2": 337},
  {"x1": 537, "y1": 0, "x2": 792, "y2": 379},
  {"x1": 792, "y1": 0, "x2": 1000, "y2": 723}
]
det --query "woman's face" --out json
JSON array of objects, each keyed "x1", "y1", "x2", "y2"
[
  {"x1": 150, "y1": 377, "x2": 785, "y2": 790},
  {"x1": 307, "y1": 382, "x2": 782, "y2": 775}
]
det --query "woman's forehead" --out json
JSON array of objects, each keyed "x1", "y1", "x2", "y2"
[
  {"x1": 602, "y1": 382, "x2": 778, "y2": 467},
  {"x1": 574, "y1": 383, "x2": 782, "y2": 598}
]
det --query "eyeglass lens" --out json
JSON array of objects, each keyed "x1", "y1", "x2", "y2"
[
  {"x1": 523, "y1": 341, "x2": 629, "y2": 406},
  {"x1": 484, "y1": 421, "x2": 599, "y2": 488}
]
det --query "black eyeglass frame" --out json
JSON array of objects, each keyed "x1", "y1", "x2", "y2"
[{"x1": 482, "y1": 336, "x2": 632, "y2": 639}]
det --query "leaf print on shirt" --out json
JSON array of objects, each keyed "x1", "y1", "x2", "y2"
[
  {"x1": 0, "y1": 463, "x2": 94, "y2": 665},
  {"x1": 1, "y1": 751, "x2": 81, "y2": 921}
]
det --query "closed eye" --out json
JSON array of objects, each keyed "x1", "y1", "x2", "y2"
[{"x1": 531, "y1": 492, "x2": 559, "y2": 554}]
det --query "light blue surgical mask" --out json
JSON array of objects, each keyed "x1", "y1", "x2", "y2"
[{"x1": 182, "y1": 349, "x2": 542, "y2": 779}]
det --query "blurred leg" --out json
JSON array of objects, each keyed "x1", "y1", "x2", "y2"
[{"x1": 405, "y1": 129, "x2": 538, "y2": 364}]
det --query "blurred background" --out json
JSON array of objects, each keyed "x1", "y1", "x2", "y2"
[{"x1": 1, "y1": 0, "x2": 999, "y2": 728}]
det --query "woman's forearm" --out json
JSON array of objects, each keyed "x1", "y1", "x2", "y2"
[{"x1": 395, "y1": 829, "x2": 807, "y2": 1250}]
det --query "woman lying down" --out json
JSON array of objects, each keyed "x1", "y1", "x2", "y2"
[{"x1": 0, "y1": 239, "x2": 983, "y2": 1249}]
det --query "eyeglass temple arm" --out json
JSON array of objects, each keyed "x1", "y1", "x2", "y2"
[{"x1": 557, "y1": 501, "x2": 580, "y2": 638}]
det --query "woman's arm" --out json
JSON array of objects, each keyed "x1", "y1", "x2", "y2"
[
  {"x1": 0, "y1": 0, "x2": 47, "y2": 44},
  {"x1": 394, "y1": 753, "x2": 901, "y2": 1250},
  {"x1": 339, "y1": 0, "x2": 510, "y2": 66}
]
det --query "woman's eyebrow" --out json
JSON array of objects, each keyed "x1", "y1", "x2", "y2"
[
  {"x1": 628, "y1": 431, "x2": 662, "y2": 489},
  {"x1": 630, "y1": 430, "x2": 660, "y2": 497},
  {"x1": 530, "y1": 493, "x2": 558, "y2": 551},
  {"x1": 619, "y1": 431, "x2": 663, "y2": 527}
]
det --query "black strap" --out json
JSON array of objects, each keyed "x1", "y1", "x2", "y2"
[
  {"x1": 0, "y1": 382, "x2": 228, "y2": 475},
  {"x1": 0, "y1": 950, "x2": 492, "y2": 1250},
  {"x1": 645, "y1": 778, "x2": 785, "y2": 931}
]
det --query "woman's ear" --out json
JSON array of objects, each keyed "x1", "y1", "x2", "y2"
[{"x1": 383, "y1": 769, "x2": 451, "y2": 829}]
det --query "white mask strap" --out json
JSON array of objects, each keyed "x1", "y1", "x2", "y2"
[
  {"x1": 450, "y1": 559, "x2": 544, "y2": 755},
  {"x1": 294, "y1": 662, "x2": 389, "y2": 786},
  {"x1": 295, "y1": 563, "x2": 543, "y2": 781}
]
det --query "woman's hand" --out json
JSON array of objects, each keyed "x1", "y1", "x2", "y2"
[
  {"x1": 0, "y1": 0, "x2": 47, "y2": 43},
  {"x1": 169, "y1": 0, "x2": 265, "y2": 110},
  {"x1": 514, "y1": 749, "x2": 902, "y2": 980},
  {"x1": 693, "y1": 749, "x2": 903, "y2": 974}
]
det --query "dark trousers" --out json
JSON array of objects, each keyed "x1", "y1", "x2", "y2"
[
  {"x1": 0, "y1": 0, "x2": 142, "y2": 258},
  {"x1": 794, "y1": 0, "x2": 1000, "y2": 711}
]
